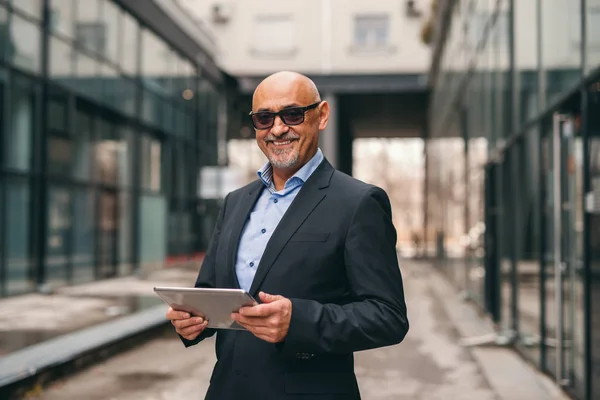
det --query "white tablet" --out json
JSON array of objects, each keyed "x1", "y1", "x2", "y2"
[{"x1": 154, "y1": 287, "x2": 258, "y2": 330}]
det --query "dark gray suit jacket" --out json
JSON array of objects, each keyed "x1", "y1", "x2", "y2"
[{"x1": 182, "y1": 158, "x2": 408, "y2": 400}]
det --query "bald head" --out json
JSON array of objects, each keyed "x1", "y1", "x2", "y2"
[{"x1": 252, "y1": 71, "x2": 321, "y2": 109}]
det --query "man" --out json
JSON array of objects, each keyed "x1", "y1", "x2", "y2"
[{"x1": 166, "y1": 71, "x2": 408, "y2": 399}]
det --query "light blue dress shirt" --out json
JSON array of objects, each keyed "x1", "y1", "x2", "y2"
[{"x1": 235, "y1": 148, "x2": 324, "y2": 292}]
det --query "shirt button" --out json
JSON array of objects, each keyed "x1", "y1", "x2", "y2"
[
  {"x1": 273, "y1": 198, "x2": 278, "y2": 203},
  {"x1": 249, "y1": 262, "x2": 254, "y2": 267},
  {"x1": 261, "y1": 228, "x2": 266, "y2": 234}
]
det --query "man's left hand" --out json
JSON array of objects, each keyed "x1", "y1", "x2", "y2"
[{"x1": 231, "y1": 292, "x2": 292, "y2": 343}]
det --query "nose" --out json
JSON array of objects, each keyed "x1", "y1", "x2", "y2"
[{"x1": 270, "y1": 115, "x2": 290, "y2": 136}]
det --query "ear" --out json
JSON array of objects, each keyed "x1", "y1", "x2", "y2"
[{"x1": 317, "y1": 101, "x2": 330, "y2": 131}]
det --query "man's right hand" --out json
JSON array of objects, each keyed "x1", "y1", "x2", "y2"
[{"x1": 166, "y1": 307, "x2": 209, "y2": 340}]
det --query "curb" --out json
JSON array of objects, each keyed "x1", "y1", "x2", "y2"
[
  {"x1": 425, "y1": 263, "x2": 571, "y2": 400},
  {"x1": 0, "y1": 305, "x2": 171, "y2": 399}
]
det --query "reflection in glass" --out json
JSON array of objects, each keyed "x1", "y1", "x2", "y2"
[
  {"x1": 74, "y1": 111, "x2": 93, "y2": 180},
  {"x1": 5, "y1": 79, "x2": 33, "y2": 171},
  {"x1": 46, "y1": 187, "x2": 70, "y2": 287},
  {"x1": 13, "y1": 0, "x2": 42, "y2": 19},
  {"x1": 140, "y1": 134, "x2": 162, "y2": 192},
  {"x1": 515, "y1": 129, "x2": 542, "y2": 364},
  {"x1": 72, "y1": 189, "x2": 95, "y2": 283},
  {"x1": 98, "y1": 191, "x2": 117, "y2": 279},
  {"x1": 121, "y1": 11, "x2": 138, "y2": 75},
  {"x1": 586, "y1": 1, "x2": 600, "y2": 72},
  {"x1": 541, "y1": 0, "x2": 582, "y2": 105},
  {"x1": 589, "y1": 103, "x2": 600, "y2": 398},
  {"x1": 10, "y1": 14, "x2": 41, "y2": 73},
  {"x1": 5, "y1": 179, "x2": 33, "y2": 295},
  {"x1": 103, "y1": 0, "x2": 120, "y2": 63},
  {"x1": 118, "y1": 192, "x2": 132, "y2": 276},
  {"x1": 139, "y1": 195, "x2": 166, "y2": 270},
  {"x1": 49, "y1": 0, "x2": 74, "y2": 38},
  {"x1": 95, "y1": 120, "x2": 117, "y2": 184},
  {"x1": 48, "y1": 136, "x2": 72, "y2": 176},
  {"x1": 514, "y1": 0, "x2": 539, "y2": 125}
]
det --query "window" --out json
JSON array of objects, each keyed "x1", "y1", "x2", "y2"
[
  {"x1": 76, "y1": 22, "x2": 106, "y2": 55},
  {"x1": 354, "y1": 15, "x2": 389, "y2": 48},
  {"x1": 251, "y1": 15, "x2": 296, "y2": 56}
]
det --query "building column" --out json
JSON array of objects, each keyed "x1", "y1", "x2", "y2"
[{"x1": 320, "y1": 92, "x2": 338, "y2": 169}]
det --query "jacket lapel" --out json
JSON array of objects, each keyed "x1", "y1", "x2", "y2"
[
  {"x1": 227, "y1": 180, "x2": 263, "y2": 289},
  {"x1": 248, "y1": 159, "x2": 334, "y2": 297}
]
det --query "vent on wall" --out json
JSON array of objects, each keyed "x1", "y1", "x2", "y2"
[
  {"x1": 405, "y1": 0, "x2": 423, "y2": 18},
  {"x1": 212, "y1": 3, "x2": 232, "y2": 24}
]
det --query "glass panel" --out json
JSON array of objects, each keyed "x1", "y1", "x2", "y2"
[
  {"x1": 102, "y1": 0, "x2": 120, "y2": 63},
  {"x1": 121, "y1": 11, "x2": 138, "y2": 75},
  {"x1": 49, "y1": 37, "x2": 75, "y2": 86},
  {"x1": 46, "y1": 186, "x2": 70, "y2": 287},
  {"x1": 49, "y1": 0, "x2": 74, "y2": 38},
  {"x1": 12, "y1": 0, "x2": 41, "y2": 19},
  {"x1": 95, "y1": 119, "x2": 117, "y2": 184},
  {"x1": 5, "y1": 78, "x2": 34, "y2": 171},
  {"x1": 514, "y1": 0, "x2": 539, "y2": 125},
  {"x1": 73, "y1": 111, "x2": 93, "y2": 180},
  {"x1": 541, "y1": 0, "x2": 582, "y2": 105},
  {"x1": 141, "y1": 28, "x2": 169, "y2": 95},
  {"x1": 117, "y1": 126, "x2": 132, "y2": 187},
  {"x1": 10, "y1": 14, "x2": 41, "y2": 73},
  {"x1": 140, "y1": 134, "x2": 162, "y2": 192},
  {"x1": 72, "y1": 188, "x2": 95, "y2": 283},
  {"x1": 516, "y1": 128, "x2": 542, "y2": 365},
  {"x1": 139, "y1": 195, "x2": 166, "y2": 270},
  {"x1": 0, "y1": 6, "x2": 7, "y2": 63},
  {"x1": 5, "y1": 179, "x2": 33, "y2": 295},
  {"x1": 48, "y1": 136, "x2": 72, "y2": 175},
  {"x1": 99, "y1": 62, "x2": 118, "y2": 108},
  {"x1": 586, "y1": 1, "x2": 600, "y2": 72},
  {"x1": 118, "y1": 191, "x2": 132, "y2": 276},
  {"x1": 75, "y1": 0, "x2": 102, "y2": 55},
  {"x1": 74, "y1": 49, "x2": 99, "y2": 101},
  {"x1": 98, "y1": 191, "x2": 117, "y2": 279},
  {"x1": 588, "y1": 85, "x2": 600, "y2": 399},
  {"x1": 541, "y1": 118, "x2": 557, "y2": 374}
]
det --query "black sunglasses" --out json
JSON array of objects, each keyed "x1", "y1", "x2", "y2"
[{"x1": 249, "y1": 102, "x2": 321, "y2": 130}]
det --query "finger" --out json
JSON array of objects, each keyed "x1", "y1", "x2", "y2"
[
  {"x1": 173, "y1": 317, "x2": 205, "y2": 330},
  {"x1": 239, "y1": 303, "x2": 274, "y2": 317},
  {"x1": 166, "y1": 308, "x2": 191, "y2": 320},
  {"x1": 179, "y1": 320, "x2": 208, "y2": 337},
  {"x1": 259, "y1": 292, "x2": 284, "y2": 303},
  {"x1": 245, "y1": 326, "x2": 280, "y2": 343},
  {"x1": 232, "y1": 313, "x2": 269, "y2": 328}
]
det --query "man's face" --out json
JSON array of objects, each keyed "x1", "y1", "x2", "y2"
[{"x1": 251, "y1": 79, "x2": 328, "y2": 170}]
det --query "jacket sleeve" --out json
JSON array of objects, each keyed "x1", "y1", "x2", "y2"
[
  {"x1": 179, "y1": 193, "x2": 229, "y2": 347},
  {"x1": 279, "y1": 186, "x2": 409, "y2": 355}
]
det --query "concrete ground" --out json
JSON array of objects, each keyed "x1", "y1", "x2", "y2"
[{"x1": 27, "y1": 261, "x2": 570, "y2": 400}]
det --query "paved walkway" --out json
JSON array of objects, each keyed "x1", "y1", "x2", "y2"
[{"x1": 27, "y1": 261, "x2": 570, "y2": 400}]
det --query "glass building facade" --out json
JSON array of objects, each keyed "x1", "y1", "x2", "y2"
[
  {"x1": 427, "y1": 1, "x2": 600, "y2": 399},
  {"x1": 0, "y1": 0, "x2": 226, "y2": 296}
]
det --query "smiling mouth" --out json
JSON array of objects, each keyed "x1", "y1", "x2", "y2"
[{"x1": 269, "y1": 139, "x2": 296, "y2": 146}]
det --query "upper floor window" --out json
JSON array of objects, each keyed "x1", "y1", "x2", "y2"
[
  {"x1": 354, "y1": 14, "x2": 389, "y2": 48},
  {"x1": 76, "y1": 22, "x2": 106, "y2": 55},
  {"x1": 251, "y1": 15, "x2": 296, "y2": 57}
]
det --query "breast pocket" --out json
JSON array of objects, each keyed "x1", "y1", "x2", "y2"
[{"x1": 289, "y1": 232, "x2": 330, "y2": 242}]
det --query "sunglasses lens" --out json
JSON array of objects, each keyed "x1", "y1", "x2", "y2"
[
  {"x1": 281, "y1": 109, "x2": 304, "y2": 125},
  {"x1": 252, "y1": 113, "x2": 274, "y2": 129}
]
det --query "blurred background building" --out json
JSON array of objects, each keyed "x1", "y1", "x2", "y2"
[
  {"x1": 0, "y1": 0, "x2": 234, "y2": 296},
  {"x1": 426, "y1": 1, "x2": 600, "y2": 400}
]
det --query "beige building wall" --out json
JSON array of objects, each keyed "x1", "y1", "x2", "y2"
[{"x1": 178, "y1": 0, "x2": 432, "y2": 76}]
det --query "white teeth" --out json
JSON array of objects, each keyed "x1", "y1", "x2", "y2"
[{"x1": 273, "y1": 140, "x2": 291, "y2": 146}]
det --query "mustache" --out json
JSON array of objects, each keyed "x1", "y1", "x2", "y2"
[{"x1": 264, "y1": 133, "x2": 300, "y2": 142}]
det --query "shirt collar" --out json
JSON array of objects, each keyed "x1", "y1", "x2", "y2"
[{"x1": 257, "y1": 148, "x2": 324, "y2": 191}]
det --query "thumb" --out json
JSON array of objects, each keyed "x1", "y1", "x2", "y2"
[{"x1": 259, "y1": 291, "x2": 283, "y2": 303}]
